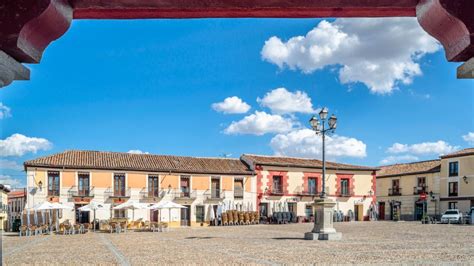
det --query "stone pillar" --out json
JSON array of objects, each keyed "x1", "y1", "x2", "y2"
[{"x1": 304, "y1": 198, "x2": 342, "y2": 241}]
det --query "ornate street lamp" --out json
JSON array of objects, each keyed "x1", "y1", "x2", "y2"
[
  {"x1": 308, "y1": 108, "x2": 337, "y2": 198},
  {"x1": 304, "y1": 107, "x2": 342, "y2": 241}
]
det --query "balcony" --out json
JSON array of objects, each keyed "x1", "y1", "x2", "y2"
[
  {"x1": 413, "y1": 186, "x2": 428, "y2": 195},
  {"x1": 337, "y1": 190, "x2": 352, "y2": 197},
  {"x1": 448, "y1": 192, "x2": 458, "y2": 197},
  {"x1": 205, "y1": 189, "x2": 225, "y2": 203},
  {"x1": 298, "y1": 188, "x2": 318, "y2": 197},
  {"x1": 68, "y1": 186, "x2": 94, "y2": 201},
  {"x1": 269, "y1": 184, "x2": 284, "y2": 195},
  {"x1": 105, "y1": 187, "x2": 131, "y2": 200},
  {"x1": 388, "y1": 187, "x2": 402, "y2": 196},
  {"x1": 139, "y1": 188, "x2": 163, "y2": 203},
  {"x1": 173, "y1": 189, "x2": 196, "y2": 204}
]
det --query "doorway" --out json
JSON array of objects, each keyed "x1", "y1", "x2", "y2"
[
  {"x1": 354, "y1": 204, "x2": 364, "y2": 221},
  {"x1": 150, "y1": 209, "x2": 158, "y2": 222},
  {"x1": 390, "y1": 201, "x2": 401, "y2": 221},
  {"x1": 378, "y1": 202, "x2": 385, "y2": 220},
  {"x1": 75, "y1": 204, "x2": 90, "y2": 224},
  {"x1": 180, "y1": 205, "x2": 191, "y2": 226},
  {"x1": 414, "y1": 201, "x2": 426, "y2": 221}
]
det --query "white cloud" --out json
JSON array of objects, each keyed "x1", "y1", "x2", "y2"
[
  {"x1": 212, "y1": 96, "x2": 251, "y2": 114},
  {"x1": 0, "y1": 159, "x2": 22, "y2": 170},
  {"x1": 387, "y1": 141, "x2": 458, "y2": 155},
  {"x1": 379, "y1": 155, "x2": 420, "y2": 165},
  {"x1": 270, "y1": 128, "x2": 366, "y2": 159},
  {"x1": 257, "y1": 87, "x2": 316, "y2": 114},
  {"x1": 127, "y1": 150, "x2": 150, "y2": 155},
  {"x1": 261, "y1": 18, "x2": 440, "y2": 94},
  {"x1": 0, "y1": 175, "x2": 22, "y2": 187},
  {"x1": 0, "y1": 133, "x2": 52, "y2": 157},
  {"x1": 224, "y1": 111, "x2": 294, "y2": 136},
  {"x1": 462, "y1": 132, "x2": 474, "y2": 145},
  {"x1": 0, "y1": 103, "x2": 11, "y2": 119}
]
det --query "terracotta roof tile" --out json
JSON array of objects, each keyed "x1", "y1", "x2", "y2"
[
  {"x1": 24, "y1": 150, "x2": 253, "y2": 175},
  {"x1": 377, "y1": 159, "x2": 441, "y2": 177},
  {"x1": 241, "y1": 154, "x2": 377, "y2": 171},
  {"x1": 440, "y1": 148, "x2": 474, "y2": 159}
]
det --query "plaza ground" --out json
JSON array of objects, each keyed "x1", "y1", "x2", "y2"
[{"x1": 2, "y1": 222, "x2": 474, "y2": 265}]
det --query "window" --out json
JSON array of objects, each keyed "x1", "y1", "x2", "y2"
[
  {"x1": 148, "y1": 175, "x2": 159, "y2": 197},
  {"x1": 272, "y1": 176, "x2": 283, "y2": 194},
  {"x1": 180, "y1": 175, "x2": 190, "y2": 197},
  {"x1": 114, "y1": 209, "x2": 126, "y2": 218},
  {"x1": 340, "y1": 179, "x2": 350, "y2": 196},
  {"x1": 114, "y1": 174, "x2": 126, "y2": 196},
  {"x1": 308, "y1": 178, "x2": 318, "y2": 195},
  {"x1": 211, "y1": 177, "x2": 220, "y2": 198},
  {"x1": 234, "y1": 178, "x2": 244, "y2": 199},
  {"x1": 195, "y1": 205, "x2": 205, "y2": 223},
  {"x1": 78, "y1": 172, "x2": 90, "y2": 196},
  {"x1": 417, "y1": 177, "x2": 426, "y2": 188},
  {"x1": 448, "y1": 182, "x2": 458, "y2": 197},
  {"x1": 48, "y1": 171, "x2": 60, "y2": 196},
  {"x1": 448, "y1": 202, "x2": 458, "y2": 209},
  {"x1": 390, "y1": 179, "x2": 401, "y2": 195},
  {"x1": 449, "y1": 162, "x2": 459, "y2": 177}
]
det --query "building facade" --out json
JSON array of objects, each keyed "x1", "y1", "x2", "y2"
[
  {"x1": 439, "y1": 149, "x2": 474, "y2": 213},
  {"x1": 241, "y1": 154, "x2": 377, "y2": 222},
  {"x1": 0, "y1": 184, "x2": 11, "y2": 230},
  {"x1": 377, "y1": 160, "x2": 441, "y2": 221},
  {"x1": 7, "y1": 188, "x2": 27, "y2": 231},
  {"x1": 24, "y1": 150, "x2": 255, "y2": 227}
]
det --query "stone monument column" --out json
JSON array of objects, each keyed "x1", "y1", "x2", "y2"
[{"x1": 304, "y1": 198, "x2": 342, "y2": 241}]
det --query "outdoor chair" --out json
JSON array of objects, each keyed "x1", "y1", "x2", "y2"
[
  {"x1": 238, "y1": 212, "x2": 245, "y2": 225},
  {"x1": 19, "y1": 225, "x2": 28, "y2": 236},
  {"x1": 255, "y1": 212, "x2": 260, "y2": 224},
  {"x1": 226, "y1": 212, "x2": 232, "y2": 226},
  {"x1": 159, "y1": 222, "x2": 169, "y2": 232},
  {"x1": 120, "y1": 222, "x2": 127, "y2": 233},
  {"x1": 222, "y1": 213, "x2": 228, "y2": 226},
  {"x1": 150, "y1": 222, "x2": 159, "y2": 232},
  {"x1": 244, "y1": 212, "x2": 250, "y2": 225},
  {"x1": 111, "y1": 223, "x2": 121, "y2": 234},
  {"x1": 233, "y1": 211, "x2": 239, "y2": 225},
  {"x1": 143, "y1": 221, "x2": 151, "y2": 231}
]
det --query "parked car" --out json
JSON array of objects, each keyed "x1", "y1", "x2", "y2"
[{"x1": 440, "y1": 209, "x2": 463, "y2": 224}]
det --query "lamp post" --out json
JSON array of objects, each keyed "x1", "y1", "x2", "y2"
[
  {"x1": 305, "y1": 107, "x2": 342, "y2": 241},
  {"x1": 309, "y1": 108, "x2": 337, "y2": 198}
]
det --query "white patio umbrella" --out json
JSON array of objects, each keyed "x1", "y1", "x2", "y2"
[
  {"x1": 33, "y1": 201, "x2": 55, "y2": 210},
  {"x1": 150, "y1": 201, "x2": 186, "y2": 223},
  {"x1": 26, "y1": 209, "x2": 30, "y2": 226},
  {"x1": 209, "y1": 205, "x2": 215, "y2": 225},
  {"x1": 113, "y1": 200, "x2": 149, "y2": 221},
  {"x1": 51, "y1": 202, "x2": 74, "y2": 210},
  {"x1": 79, "y1": 201, "x2": 104, "y2": 231},
  {"x1": 20, "y1": 210, "x2": 24, "y2": 226}
]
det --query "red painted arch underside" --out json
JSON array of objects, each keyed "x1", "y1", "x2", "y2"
[{"x1": 70, "y1": 0, "x2": 417, "y2": 19}]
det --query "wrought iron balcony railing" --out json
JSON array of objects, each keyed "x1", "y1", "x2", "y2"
[
  {"x1": 388, "y1": 187, "x2": 402, "y2": 196},
  {"x1": 413, "y1": 186, "x2": 428, "y2": 195},
  {"x1": 68, "y1": 186, "x2": 95, "y2": 198},
  {"x1": 105, "y1": 187, "x2": 131, "y2": 199}
]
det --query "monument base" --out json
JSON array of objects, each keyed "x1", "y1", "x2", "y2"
[{"x1": 304, "y1": 232, "x2": 342, "y2": 241}]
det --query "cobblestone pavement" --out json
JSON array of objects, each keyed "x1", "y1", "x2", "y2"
[{"x1": 3, "y1": 222, "x2": 474, "y2": 265}]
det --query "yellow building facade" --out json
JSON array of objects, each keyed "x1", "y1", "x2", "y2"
[
  {"x1": 439, "y1": 149, "x2": 474, "y2": 213},
  {"x1": 25, "y1": 150, "x2": 255, "y2": 227},
  {"x1": 377, "y1": 148, "x2": 474, "y2": 220},
  {"x1": 377, "y1": 160, "x2": 440, "y2": 221},
  {"x1": 0, "y1": 184, "x2": 10, "y2": 230}
]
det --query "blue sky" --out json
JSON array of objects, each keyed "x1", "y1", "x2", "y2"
[{"x1": 1, "y1": 18, "x2": 473, "y2": 187}]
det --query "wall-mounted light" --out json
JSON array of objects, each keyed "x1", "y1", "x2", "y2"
[
  {"x1": 167, "y1": 184, "x2": 172, "y2": 193},
  {"x1": 37, "y1": 180, "x2": 43, "y2": 191},
  {"x1": 463, "y1": 176, "x2": 468, "y2": 184}
]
